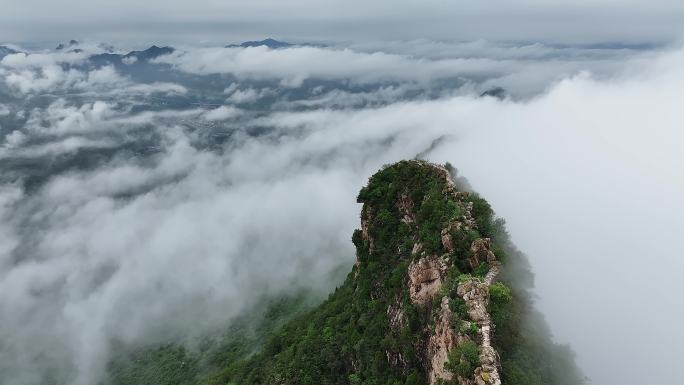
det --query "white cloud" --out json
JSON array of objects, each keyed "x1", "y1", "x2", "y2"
[
  {"x1": 3, "y1": 130, "x2": 26, "y2": 148},
  {"x1": 159, "y1": 46, "x2": 510, "y2": 85},
  {"x1": 0, "y1": 128, "x2": 361, "y2": 384},
  {"x1": 0, "y1": 51, "x2": 87, "y2": 69},
  {"x1": 279, "y1": 85, "x2": 422, "y2": 109},
  {"x1": 0, "y1": 136, "x2": 118, "y2": 160},
  {"x1": 225, "y1": 86, "x2": 275, "y2": 103},
  {"x1": 0, "y1": 100, "x2": 203, "y2": 160},
  {"x1": 4, "y1": 64, "x2": 85, "y2": 93},
  {"x1": 347, "y1": 39, "x2": 642, "y2": 61},
  {"x1": 22, "y1": 99, "x2": 117, "y2": 136},
  {"x1": 202, "y1": 105, "x2": 242, "y2": 121},
  {"x1": 1, "y1": 57, "x2": 186, "y2": 97},
  {"x1": 156, "y1": 44, "x2": 655, "y2": 97},
  {"x1": 83, "y1": 65, "x2": 125, "y2": 85},
  {"x1": 122, "y1": 56, "x2": 137, "y2": 65}
]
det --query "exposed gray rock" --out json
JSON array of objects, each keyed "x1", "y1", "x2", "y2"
[
  {"x1": 398, "y1": 192, "x2": 416, "y2": 224},
  {"x1": 426, "y1": 297, "x2": 458, "y2": 384},
  {"x1": 408, "y1": 254, "x2": 448, "y2": 305},
  {"x1": 387, "y1": 296, "x2": 407, "y2": 332}
]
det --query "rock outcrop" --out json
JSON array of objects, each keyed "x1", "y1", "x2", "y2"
[
  {"x1": 458, "y1": 273, "x2": 502, "y2": 385},
  {"x1": 426, "y1": 297, "x2": 458, "y2": 384},
  {"x1": 387, "y1": 296, "x2": 407, "y2": 332},
  {"x1": 469, "y1": 238, "x2": 497, "y2": 270},
  {"x1": 398, "y1": 192, "x2": 417, "y2": 224},
  {"x1": 360, "y1": 205, "x2": 375, "y2": 253},
  {"x1": 408, "y1": 254, "x2": 449, "y2": 305}
]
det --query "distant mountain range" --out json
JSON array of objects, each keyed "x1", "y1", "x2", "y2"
[
  {"x1": 0, "y1": 38, "x2": 319, "y2": 65},
  {"x1": 225, "y1": 37, "x2": 325, "y2": 49},
  {"x1": 124, "y1": 45, "x2": 175, "y2": 61},
  {"x1": 87, "y1": 45, "x2": 175, "y2": 67},
  {"x1": 83, "y1": 39, "x2": 318, "y2": 67}
]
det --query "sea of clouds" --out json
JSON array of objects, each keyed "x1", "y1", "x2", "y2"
[{"x1": 1, "y1": 40, "x2": 682, "y2": 385}]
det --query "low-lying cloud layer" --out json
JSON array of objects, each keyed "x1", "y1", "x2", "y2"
[
  {"x1": 156, "y1": 43, "x2": 647, "y2": 96},
  {"x1": 1, "y1": 41, "x2": 683, "y2": 385}
]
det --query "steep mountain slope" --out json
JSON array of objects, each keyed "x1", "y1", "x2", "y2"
[
  {"x1": 109, "y1": 160, "x2": 584, "y2": 385},
  {"x1": 199, "y1": 160, "x2": 584, "y2": 385}
]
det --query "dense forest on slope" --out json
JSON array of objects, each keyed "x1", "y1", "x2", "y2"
[{"x1": 108, "y1": 161, "x2": 584, "y2": 385}]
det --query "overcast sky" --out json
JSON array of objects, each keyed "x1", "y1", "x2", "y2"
[{"x1": 2, "y1": 0, "x2": 684, "y2": 45}]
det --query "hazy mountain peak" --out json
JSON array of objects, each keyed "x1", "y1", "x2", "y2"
[
  {"x1": 55, "y1": 39, "x2": 79, "y2": 50},
  {"x1": 480, "y1": 87, "x2": 506, "y2": 100},
  {"x1": 123, "y1": 45, "x2": 175, "y2": 59},
  {"x1": 225, "y1": 37, "x2": 293, "y2": 49},
  {"x1": 0, "y1": 45, "x2": 19, "y2": 58}
]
